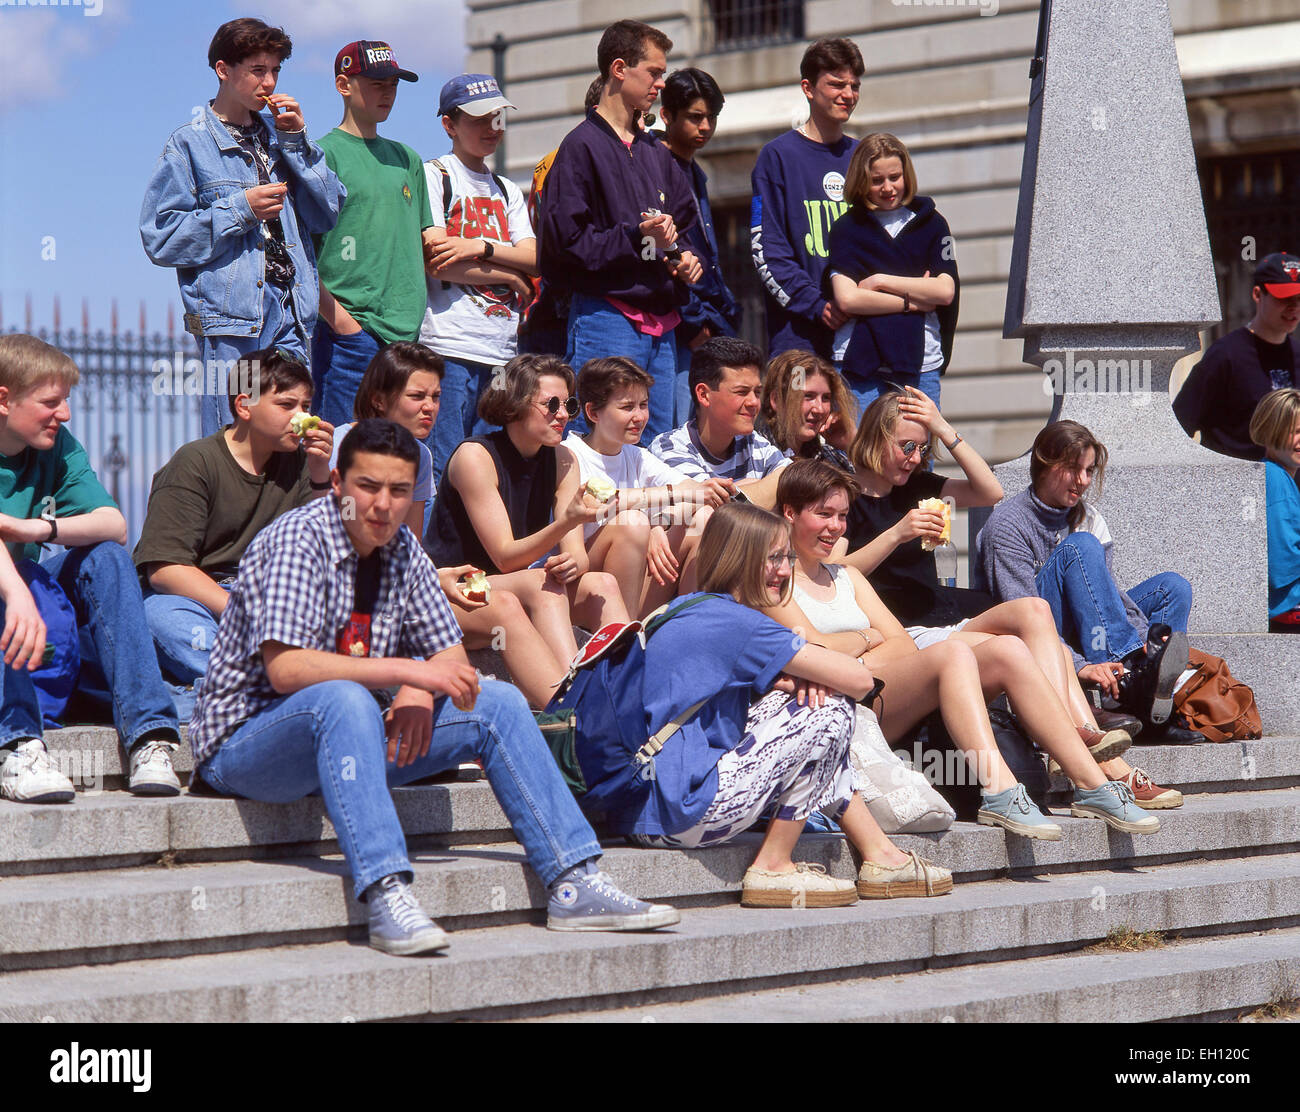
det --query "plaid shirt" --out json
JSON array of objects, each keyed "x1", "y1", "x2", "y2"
[
  {"x1": 648, "y1": 419, "x2": 790, "y2": 483},
  {"x1": 189, "y1": 495, "x2": 461, "y2": 765}
]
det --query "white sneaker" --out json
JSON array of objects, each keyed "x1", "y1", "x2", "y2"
[
  {"x1": 128, "y1": 739, "x2": 181, "y2": 796},
  {"x1": 0, "y1": 739, "x2": 75, "y2": 804}
]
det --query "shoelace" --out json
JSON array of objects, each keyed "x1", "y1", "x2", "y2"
[
  {"x1": 378, "y1": 879, "x2": 429, "y2": 932},
  {"x1": 794, "y1": 862, "x2": 830, "y2": 878},
  {"x1": 134, "y1": 741, "x2": 176, "y2": 767},
  {"x1": 587, "y1": 871, "x2": 639, "y2": 909},
  {"x1": 1129, "y1": 768, "x2": 1153, "y2": 791},
  {"x1": 1097, "y1": 780, "x2": 1137, "y2": 807},
  {"x1": 1009, "y1": 783, "x2": 1033, "y2": 816},
  {"x1": 6, "y1": 744, "x2": 47, "y2": 776}
]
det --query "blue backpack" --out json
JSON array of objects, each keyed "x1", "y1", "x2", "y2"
[{"x1": 545, "y1": 594, "x2": 715, "y2": 812}]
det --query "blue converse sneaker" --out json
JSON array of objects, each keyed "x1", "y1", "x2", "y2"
[
  {"x1": 547, "y1": 867, "x2": 681, "y2": 932},
  {"x1": 977, "y1": 783, "x2": 1062, "y2": 841},
  {"x1": 1071, "y1": 780, "x2": 1161, "y2": 834},
  {"x1": 365, "y1": 875, "x2": 450, "y2": 956}
]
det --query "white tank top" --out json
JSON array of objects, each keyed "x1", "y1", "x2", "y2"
[{"x1": 792, "y1": 564, "x2": 871, "y2": 635}]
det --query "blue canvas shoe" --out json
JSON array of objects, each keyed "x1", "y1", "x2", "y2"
[
  {"x1": 977, "y1": 783, "x2": 1062, "y2": 840},
  {"x1": 547, "y1": 868, "x2": 681, "y2": 932},
  {"x1": 1071, "y1": 780, "x2": 1161, "y2": 834},
  {"x1": 365, "y1": 875, "x2": 450, "y2": 956}
]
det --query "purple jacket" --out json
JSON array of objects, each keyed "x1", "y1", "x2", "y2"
[{"x1": 540, "y1": 109, "x2": 696, "y2": 315}]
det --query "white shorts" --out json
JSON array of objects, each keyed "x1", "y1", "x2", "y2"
[{"x1": 906, "y1": 619, "x2": 971, "y2": 650}]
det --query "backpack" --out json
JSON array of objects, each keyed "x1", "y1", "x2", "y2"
[
  {"x1": 545, "y1": 595, "x2": 714, "y2": 809},
  {"x1": 1173, "y1": 648, "x2": 1262, "y2": 742}
]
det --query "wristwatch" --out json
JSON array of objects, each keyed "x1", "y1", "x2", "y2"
[
  {"x1": 40, "y1": 508, "x2": 57, "y2": 543},
  {"x1": 480, "y1": 239, "x2": 494, "y2": 260}
]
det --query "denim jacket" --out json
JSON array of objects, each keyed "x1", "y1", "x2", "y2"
[{"x1": 140, "y1": 104, "x2": 346, "y2": 339}]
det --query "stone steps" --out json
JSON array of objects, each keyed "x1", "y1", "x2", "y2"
[
  {"x1": 4, "y1": 854, "x2": 1298, "y2": 1022},
  {"x1": 522, "y1": 925, "x2": 1300, "y2": 1025}
]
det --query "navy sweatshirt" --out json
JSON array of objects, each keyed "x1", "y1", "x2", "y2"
[
  {"x1": 671, "y1": 150, "x2": 741, "y2": 342},
  {"x1": 539, "y1": 109, "x2": 696, "y2": 315},
  {"x1": 750, "y1": 129, "x2": 854, "y2": 358},
  {"x1": 826, "y1": 195, "x2": 960, "y2": 381}
]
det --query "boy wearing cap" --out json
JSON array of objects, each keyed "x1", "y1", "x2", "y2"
[
  {"x1": 1175, "y1": 251, "x2": 1300, "y2": 460},
  {"x1": 312, "y1": 42, "x2": 434, "y2": 428},
  {"x1": 422, "y1": 75, "x2": 539, "y2": 485},
  {"x1": 540, "y1": 19, "x2": 701, "y2": 441},
  {"x1": 141, "y1": 17, "x2": 346, "y2": 439}
]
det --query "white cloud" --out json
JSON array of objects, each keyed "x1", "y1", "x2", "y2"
[
  {"x1": 253, "y1": 0, "x2": 466, "y2": 75},
  {"x1": 0, "y1": 0, "x2": 129, "y2": 113}
]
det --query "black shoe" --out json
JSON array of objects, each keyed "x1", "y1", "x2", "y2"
[
  {"x1": 1116, "y1": 623, "x2": 1188, "y2": 726},
  {"x1": 1093, "y1": 706, "x2": 1143, "y2": 739},
  {"x1": 1137, "y1": 716, "x2": 1206, "y2": 746}
]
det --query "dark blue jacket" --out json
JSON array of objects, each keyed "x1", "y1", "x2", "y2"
[
  {"x1": 671, "y1": 151, "x2": 741, "y2": 342},
  {"x1": 826, "y1": 195, "x2": 960, "y2": 380},
  {"x1": 540, "y1": 109, "x2": 696, "y2": 315},
  {"x1": 750, "y1": 129, "x2": 854, "y2": 358}
]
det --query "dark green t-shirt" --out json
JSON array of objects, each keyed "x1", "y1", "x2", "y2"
[
  {"x1": 132, "y1": 429, "x2": 314, "y2": 583},
  {"x1": 315, "y1": 130, "x2": 434, "y2": 343},
  {"x1": 0, "y1": 426, "x2": 116, "y2": 563}
]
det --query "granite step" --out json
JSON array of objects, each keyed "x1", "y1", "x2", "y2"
[
  {"x1": 524, "y1": 924, "x2": 1300, "y2": 1024},
  {"x1": 1, "y1": 784, "x2": 1296, "y2": 880},
  {"x1": 40, "y1": 727, "x2": 1298, "y2": 796},
  {"x1": 3, "y1": 855, "x2": 1298, "y2": 1022}
]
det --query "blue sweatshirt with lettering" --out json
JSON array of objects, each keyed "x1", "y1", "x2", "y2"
[{"x1": 750, "y1": 129, "x2": 854, "y2": 358}]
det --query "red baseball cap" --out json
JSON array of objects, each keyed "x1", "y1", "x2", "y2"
[
  {"x1": 334, "y1": 41, "x2": 418, "y2": 82},
  {"x1": 1254, "y1": 252, "x2": 1300, "y2": 298}
]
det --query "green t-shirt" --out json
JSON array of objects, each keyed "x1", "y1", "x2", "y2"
[
  {"x1": 0, "y1": 426, "x2": 116, "y2": 563},
  {"x1": 132, "y1": 429, "x2": 314, "y2": 583},
  {"x1": 315, "y1": 130, "x2": 434, "y2": 343}
]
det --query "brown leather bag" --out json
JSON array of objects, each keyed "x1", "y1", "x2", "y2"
[{"x1": 1173, "y1": 648, "x2": 1262, "y2": 742}]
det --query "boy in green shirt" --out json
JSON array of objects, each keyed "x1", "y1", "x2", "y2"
[
  {"x1": 311, "y1": 41, "x2": 433, "y2": 428},
  {"x1": 134, "y1": 349, "x2": 335, "y2": 700},
  {"x1": 0, "y1": 335, "x2": 182, "y2": 802}
]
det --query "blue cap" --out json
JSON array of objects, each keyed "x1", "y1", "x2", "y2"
[{"x1": 438, "y1": 73, "x2": 515, "y2": 117}]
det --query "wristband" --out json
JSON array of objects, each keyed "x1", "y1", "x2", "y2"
[
  {"x1": 41, "y1": 513, "x2": 58, "y2": 543},
  {"x1": 857, "y1": 629, "x2": 872, "y2": 653},
  {"x1": 310, "y1": 478, "x2": 332, "y2": 491},
  {"x1": 943, "y1": 433, "x2": 963, "y2": 451},
  {"x1": 480, "y1": 239, "x2": 494, "y2": 260},
  {"x1": 902, "y1": 295, "x2": 910, "y2": 313}
]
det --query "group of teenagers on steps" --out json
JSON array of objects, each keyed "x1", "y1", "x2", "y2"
[{"x1": 0, "y1": 15, "x2": 1276, "y2": 958}]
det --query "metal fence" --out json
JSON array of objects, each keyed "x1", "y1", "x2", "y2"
[
  {"x1": 4, "y1": 322, "x2": 201, "y2": 550},
  {"x1": 707, "y1": 0, "x2": 805, "y2": 52}
]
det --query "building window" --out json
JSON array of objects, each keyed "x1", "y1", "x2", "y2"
[
  {"x1": 1199, "y1": 149, "x2": 1300, "y2": 338},
  {"x1": 708, "y1": 0, "x2": 804, "y2": 53}
]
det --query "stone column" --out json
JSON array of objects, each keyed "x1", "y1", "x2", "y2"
[{"x1": 991, "y1": 0, "x2": 1266, "y2": 635}]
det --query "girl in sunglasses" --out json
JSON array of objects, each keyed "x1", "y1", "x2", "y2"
[
  {"x1": 833, "y1": 388, "x2": 1170, "y2": 795},
  {"x1": 425, "y1": 353, "x2": 630, "y2": 671}
]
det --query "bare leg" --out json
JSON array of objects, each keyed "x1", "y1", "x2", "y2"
[
  {"x1": 965, "y1": 635, "x2": 1105, "y2": 789},
  {"x1": 586, "y1": 511, "x2": 651, "y2": 617},
  {"x1": 491, "y1": 567, "x2": 579, "y2": 664},
  {"x1": 456, "y1": 589, "x2": 566, "y2": 708},
  {"x1": 871, "y1": 639, "x2": 1019, "y2": 794},
  {"x1": 569, "y1": 570, "x2": 630, "y2": 632},
  {"x1": 838, "y1": 793, "x2": 910, "y2": 867}
]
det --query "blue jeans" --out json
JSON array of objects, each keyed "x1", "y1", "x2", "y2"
[
  {"x1": 0, "y1": 543, "x2": 179, "y2": 749},
  {"x1": 566, "y1": 293, "x2": 677, "y2": 441},
  {"x1": 1035, "y1": 532, "x2": 1191, "y2": 664},
  {"x1": 432, "y1": 355, "x2": 497, "y2": 488},
  {"x1": 199, "y1": 284, "x2": 310, "y2": 438},
  {"x1": 198, "y1": 678, "x2": 602, "y2": 900},
  {"x1": 311, "y1": 321, "x2": 382, "y2": 427},
  {"x1": 843, "y1": 367, "x2": 942, "y2": 422},
  {"x1": 674, "y1": 331, "x2": 695, "y2": 426},
  {"x1": 142, "y1": 585, "x2": 234, "y2": 719}
]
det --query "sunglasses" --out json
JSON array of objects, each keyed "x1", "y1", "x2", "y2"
[
  {"x1": 899, "y1": 439, "x2": 933, "y2": 461},
  {"x1": 538, "y1": 395, "x2": 580, "y2": 419}
]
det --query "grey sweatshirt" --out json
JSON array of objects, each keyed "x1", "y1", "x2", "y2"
[{"x1": 972, "y1": 486, "x2": 1148, "y2": 672}]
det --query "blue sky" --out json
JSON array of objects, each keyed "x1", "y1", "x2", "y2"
[{"x1": 0, "y1": 0, "x2": 467, "y2": 338}]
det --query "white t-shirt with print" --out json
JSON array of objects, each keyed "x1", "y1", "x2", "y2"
[
  {"x1": 419, "y1": 153, "x2": 534, "y2": 365},
  {"x1": 564, "y1": 434, "x2": 689, "y2": 541}
]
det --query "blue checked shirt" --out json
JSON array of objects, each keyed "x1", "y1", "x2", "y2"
[
  {"x1": 648, "y1": 419, "x2": 790, "y2": 484},
  {"x1": 189, "y1": 495, "x2": 462, "y2": 765}
]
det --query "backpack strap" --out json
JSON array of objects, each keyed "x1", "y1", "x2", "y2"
[
  {"x1": 633, "y1": 698, "x2": 708, "y2": 768},
  {"x1": 430, "y1": 159, "x2": 454, "y2": 291}
]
